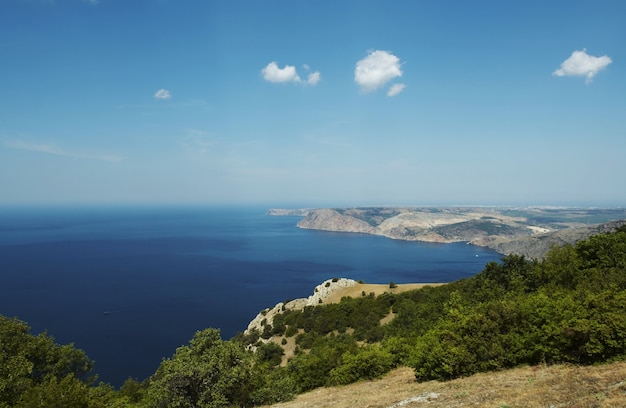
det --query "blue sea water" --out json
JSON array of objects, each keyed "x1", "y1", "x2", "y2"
[{"x1": 0, "y1": 205, "x2": 501, "y2": 386}]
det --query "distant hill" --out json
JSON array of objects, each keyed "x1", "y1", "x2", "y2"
[
  {"x1": 494, "y1": 219, "x2": 626, "y2": 259},
  {"x1": 268, "y1": 206, "x2": 626, "y2": 259}
]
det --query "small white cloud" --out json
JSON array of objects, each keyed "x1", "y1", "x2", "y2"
[
  {"x1": 553, "y1": 49, "x2": 612, "y2": 84},
  {"x1": 261, "y1": 62, "x2": 321, "y2": 86},
  {"x1": 83, "y1": 0, "x2": 98, "y2": 4},
  {"x1": 387, "y1": 83, "x2": 406, "y2": 97},
  {"x1": 306, "y1": 71, "x2": 321, "y2": 86},
  {"x1": 355, "y1": 50, "x2": 403, "y2": 93},
  {"x1": 154, "y1": 89, "x2": 172, "y2": 100},
  {"x1": 261, "y1": 62, "x2": 301, "y2": 83}
]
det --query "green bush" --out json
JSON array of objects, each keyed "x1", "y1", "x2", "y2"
[
  {"x1": 285, "y1": 325, "x2": 298, "y2": 338},
  {"x1": 257, "y1": 342, "x2": 284, "y2": 367},
  {"x1": 328, "y1": 346, "x2": 394, "y2": 385}
]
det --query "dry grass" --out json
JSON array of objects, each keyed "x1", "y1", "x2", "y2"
[
  {"x1": 323, "y1": 282, "x2": 445, "y2": 305},
  {"x1": 263, "y1": 361, "x2": 626, "y2": 408}
]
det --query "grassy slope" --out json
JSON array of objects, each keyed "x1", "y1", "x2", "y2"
[{"x1": 264, "y1": 362, "x2": 626, "y2": 407}]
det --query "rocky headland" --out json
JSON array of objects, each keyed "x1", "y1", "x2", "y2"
[
  {"x1": 245, "y1": 278, "x2": 358, "y2": 336},
  {"x1": 271, "y1": 206, "x2": 626, "y2": 259}
]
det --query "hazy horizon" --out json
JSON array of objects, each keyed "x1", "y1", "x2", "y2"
[{"x1": 1, "y1": 1, "x2": 624, "y2": 206}]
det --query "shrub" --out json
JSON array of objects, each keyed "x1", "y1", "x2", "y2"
[
  {"x1": 328, "y1": 346, "x2": 394, "y2": 385},
  {"x1": 257, "y1": 342, "x2": 284, "y2": 367},
  {"x1": 285, "y1": 325, "x2": 298, "y2": 338}
]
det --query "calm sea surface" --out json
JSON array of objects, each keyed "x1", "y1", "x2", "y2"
[{"x1": 0, "y1": 206, "x2": 500, "y2": 386}]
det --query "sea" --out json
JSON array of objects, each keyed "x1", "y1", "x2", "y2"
[{"x1": 0, "y1": 205, "x2": 501, "y2": 386}]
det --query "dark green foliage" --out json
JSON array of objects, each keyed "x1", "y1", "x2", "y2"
[
  {"x1": 0, "y1": 316, "x2": 95, "y2": 407},
  {"x1": 234, "y1": 327, "x2": 260, "y2": 345},
  {"x1": 261, "y1": 323, "x2": 273, "y2": 339},
  {"x1": 385, "y1": 284, "x2": 456, "y2": 338},
  {"x1": 284, "y1": 325, "x2": 298, "y2": 338},
  {"x1": 286, "y1": 334, "x2": 358, "y2": 392},
  {"x1": 328, "y1": 346, "x2": 394, "y2": 385},
  {"x1": 295, "y1": 331, "x2": 320, "y2": 349},
  {"x1": 145, "y1": 328, "x2": 261, "y2": 407},
  {"x1": 119, "y1": 378, "x2": 145, "y2": 404},
  {"x1": 272, "y1": 313, "x2": 286, "y2": 336},
  {"x1": 285, "y1": 293, "x2": 396, "y2": 342},
  {"x1": 407, "y1": 227, "x2": 626, "y2": 381},
  {"x1": 14, "y1": 374, "x2": 92, "y2": 408},
  {"x1": 248, "y1": 367, "x2": 297, "y2": 405},
  {"x1": 256, "y1": 342, "x2": 284, "y2": 367}
]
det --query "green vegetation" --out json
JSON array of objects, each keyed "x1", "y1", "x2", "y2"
[{"x1": 2, "y1": 226, "x2": 625, "y2": 406}]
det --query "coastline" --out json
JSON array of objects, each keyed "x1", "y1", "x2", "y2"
[{"x1": 269, "y1": 207, "x2": 626, "y2": 259}]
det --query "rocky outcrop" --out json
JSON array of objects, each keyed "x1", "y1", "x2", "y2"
[{"x1": 245, "y1": 278, "x2": 357, "y2": 335}]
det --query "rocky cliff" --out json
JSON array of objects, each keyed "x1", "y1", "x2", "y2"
[
  {"x1": 245, "y1": 278, "x2": 357, "y2": 336},
  {"x1": 288, "y1": 207, "x2": 626, "y2": 259},
  {"x1": 297, "y1": 208, "x2": 376, "y2": 234}
]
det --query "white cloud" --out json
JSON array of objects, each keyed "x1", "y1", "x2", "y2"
[
  {"x1": 553, "y1": 49, "x2": 612, "y2": 84},
  {"x1": 3, "y1": 139, "x2": 123, "y2": 162},
  {"x1": 355, "y1": 50, "x2": 403, "y2": 93},
  {"x1": 387, "y1": 83, "x2": 406, "y2": 97},
  {"x1": 83, "y1": 0, "x2": 98, "y2": 4},
  {"x1": 154, "y1": 89, "x2": 172, "y2": 100},
  {"x1": 261, "y1": 62, "x2": 301, "y2": 83},
  {"x1": 306, "y1": 71, "x2": 321, "y2": 86},
  {"x1": 261, "y1": 62, "x2": 320, "y2": 86}
]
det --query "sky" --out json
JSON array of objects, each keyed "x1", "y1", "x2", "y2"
[{"x1": 1, "y1": 0, "x2": 625, "y2": 207}]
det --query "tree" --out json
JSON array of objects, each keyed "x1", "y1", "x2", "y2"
[
  {"x1": 145, "y1": 328, "x2": 259, "y2": 408},
  {"x1": 0, "y1": 315, "x2": 94, "y2": 407},
  {"x1": 14, "y1": 375, "x2": 90, "y2": 408}
]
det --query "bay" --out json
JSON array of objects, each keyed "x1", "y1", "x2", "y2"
[{"x1": 0, "y1": 205, "x2": 500, "y2": 386}]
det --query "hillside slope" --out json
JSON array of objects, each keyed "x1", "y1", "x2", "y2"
[{"x1": 264, "y1": 362, "x2": 626, "y2": 408}]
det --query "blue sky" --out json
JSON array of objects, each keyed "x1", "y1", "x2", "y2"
[{"x1": 1, "y1": 0, "x2": 624, "y2": 207}]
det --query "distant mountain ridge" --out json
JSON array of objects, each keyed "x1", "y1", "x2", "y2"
[
  {"x1": 269, "y1": 207, "x2": 626, "y2": 259},
  {"x1": 493, "y1": 219, "x2": 626, "y2": 259}
]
